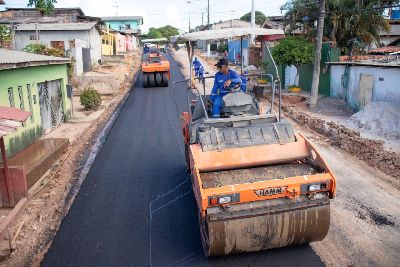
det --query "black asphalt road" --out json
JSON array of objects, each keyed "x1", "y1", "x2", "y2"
[{"x1": 42, "y1": 54, "x2": 325, "y2": 267}]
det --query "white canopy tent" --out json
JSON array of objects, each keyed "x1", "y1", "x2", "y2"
[
  {"x1": 173, "y1": 28, "x2": 285, "y2": 119},
  {"x1": 173, "y1": 28, "x2": 284, "y2": 78},
  {"x1": 141, "y1": 38, "x2": 168, "y2": 43},
  {"x1": 173, "y1": 28, "x2": 284, "y2": 42}
]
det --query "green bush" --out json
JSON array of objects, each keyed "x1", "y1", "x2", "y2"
[
  {"x1": 217, "y1": 44, "x2": 228, "y2": 53},
  {"x1": 80, "y1": 88, "x2": 102, "y2": 110},
  {"x1": 23, "y1": 43, "x2": 64, "y2": 57}
]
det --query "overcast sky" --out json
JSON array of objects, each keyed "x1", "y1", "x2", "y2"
[{"x1": 1, "y1": 0, "x2": 287, "y2": 32}]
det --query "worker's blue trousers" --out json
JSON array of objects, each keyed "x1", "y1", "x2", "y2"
[{"x1": 212, "y1": 95, "x2": 223, "y2": 118}]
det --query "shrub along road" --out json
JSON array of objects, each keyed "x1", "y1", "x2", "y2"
[{"x1": 42, "y1": 54, "x2": 324, "y2": 266}]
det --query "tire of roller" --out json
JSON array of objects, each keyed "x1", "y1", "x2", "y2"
[
  {"x1": 143, "y1": 73, "x2": 148, "y2": 87},
  {"x1": 148, "y1": 73, "x2": 155, "y2": 87},
  {"x1": 155, "y1": 72, "x2": 162, "y2": 87},
  {"x1": 162, "y1": 72, "x2": 169, "y2": 87}
]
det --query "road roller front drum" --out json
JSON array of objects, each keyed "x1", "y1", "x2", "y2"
[{"x1": 199, "y1": 200, "x2": 330, "y2": 257}]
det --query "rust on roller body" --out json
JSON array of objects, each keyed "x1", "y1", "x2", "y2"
[{"x1": 202, "y1": 196, "x2": 330, "y2": 256}]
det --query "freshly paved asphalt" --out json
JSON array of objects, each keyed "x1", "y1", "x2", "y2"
[{"x1": 42, "y1": 54, "x2": 324, "y2": 267}]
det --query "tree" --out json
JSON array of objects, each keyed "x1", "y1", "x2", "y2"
[
  {"x1": 240, "y1": 10, "x2": 266, "y2": 25},
  {"x1": 27, "y1": 0, "x2": 57, "y2": 15},
  {"x1": 310, "y1": 0, "x2": 326, "y2": 110},
  {"x1": 281, "y1": 0, "x2": 394, "y2": 51},
  {"x1": 272, "y1": 36, "x2": 314, "y2": 85},
  {"x1": 146, "y1": 25, "x2": 179, "y2": 40},
  {"x1": 147, "y1": 28, "x2": 163, "y2": 39}
]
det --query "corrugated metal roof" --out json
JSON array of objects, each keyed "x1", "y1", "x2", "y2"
[
  {"x1": 369, "y1": 46, "x2": 400, "y2": 54},
  {"x1": 0, "y1": 16, "x2": 69, "y2": 24},
  {"x1": 0, "y1": 48, "x2": 69, "y2": 70},
  {"x1": 15, "y1": 22, "x2": 97, "y2": 31},
  {"x1": 0, "y1": 107, "x2": 30, "y2": 138},
  {"x1": 328, "y1": 59, "x2": 400, "y2": 68},
  {"x1": 101, "y1": 16, "x2": 143, "y2": 21},
  {"x1": 381, "y1": 23, "x2": 400, "y2": 36}
]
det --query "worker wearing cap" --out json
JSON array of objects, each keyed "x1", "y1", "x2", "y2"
[{"x1": 210, "y1": 58, "x2": 242, "y2": 118}]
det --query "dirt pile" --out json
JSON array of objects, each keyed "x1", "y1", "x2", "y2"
[
  {"x1": 315, "y1": 96, "x2": 354, "y2": 116},
  {"x1": 345, "y1": 101, "x2": 400, "y2": 139},
  {"x1": 282, "y1": 102, "x2": 400, "y2": 180}
]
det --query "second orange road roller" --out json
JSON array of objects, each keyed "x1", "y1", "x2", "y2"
[
  {"x1": 174, "y1": 28, "x2": 336, "y2": 257},
  {"x1": 142, "y1": 49, "x2": 170, "y2": 87}
]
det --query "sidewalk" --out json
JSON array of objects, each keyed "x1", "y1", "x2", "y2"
[{"x1": 0, "y1": 50, "x2": 141, "y2": 265}]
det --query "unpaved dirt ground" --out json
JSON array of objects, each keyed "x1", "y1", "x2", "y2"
[
  {"x1": 171, "y1": 48, "x2": 400, "y2": 267},
  {"x1": 0, "y1": 51, "x2": 141, "y2": 267}
]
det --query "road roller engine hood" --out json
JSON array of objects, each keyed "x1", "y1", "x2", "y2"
[{"x1": 190, "y1": 115, "x2": 295, "y2": 151}]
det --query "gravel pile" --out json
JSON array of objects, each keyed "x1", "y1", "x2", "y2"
[{"x1": 346, "y1": 102, "x2": 400, "y2": 139}]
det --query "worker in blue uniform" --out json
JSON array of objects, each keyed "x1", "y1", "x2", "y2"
[
  {"x1": 198, "y1": 65, "x2": 205, "y2": 80},
  {"x1": 210, "y1": 58, "x2": 242, "y2": 118},
  {"x1": 193, "y1": 57, "x2": 202, "y2": 77},
  {"x1": 144, "y1": 44, "x2": 150, "y2": 54}
]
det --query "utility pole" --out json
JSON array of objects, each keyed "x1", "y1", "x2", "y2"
[
  {"x1": 310, "y1": 0, "x2": 326, "y2": 110},
  {"x1": 35, "y1": 22, "x2": 39, "y2": 44},
  {"x1": 187, "y1": 1, "x2": 192, "y2": 33},
  {"x1": 202, "y1": 11, "x2": 204, "y2": 26},
  {"x1": 207, "y1": 0, "x2": 211, "y2": 57},
  {"x1": 230, "y1": 10, "x2": 235, "y2": 28},
  {"x1": 250, "y1": 0, "x2": 255, "y2": 43},
  {"x1": 207, "y1": 0, "x2": 210, "y2": 29},
  {"x1": 112, "y1": 1, "x2": 119, "y2": 16}
]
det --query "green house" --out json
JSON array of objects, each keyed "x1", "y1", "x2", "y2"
[{"x1": 0, "y1": 48, "x2": 71, "y2": 157}]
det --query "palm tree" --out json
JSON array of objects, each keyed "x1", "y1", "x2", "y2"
[{"x1": 282, "y1": 0, "x2": 393, "y2": 53}]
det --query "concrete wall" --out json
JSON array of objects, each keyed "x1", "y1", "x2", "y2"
[
  {"x1": 115, "y1": 33, "x2": 126, "y2": 54},
  {"x1": 71, "y1": 38, "x2": 88, "y2": 75},
  {"x1": 132, "y1": 35, "x2": 138, "y2": 49},
  {"x1": 330, "y1": 64, "x2": 400, "y2": 110},
  {"x1": 125, "y1": 35, "x2": 133, "y2": 51},
  {"x1": 88, "y1": 28, "x2": 102, "y2": 62},
  {"x1": 0, "y1": 64, "x2": 71, "y2": 157}
]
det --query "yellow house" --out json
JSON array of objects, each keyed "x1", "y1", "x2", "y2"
[{"x1": 101, "y1": 29, "x2": 115, "y2": 56}]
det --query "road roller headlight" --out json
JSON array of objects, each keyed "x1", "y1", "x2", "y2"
[
  {"x1": 209, "y1": 194, "x2": 240, "y2": 206},
  {"x1": 218, "y1": 196, "x2": 232, "y2": 204},
  {"x1": 308, "y1": 184, "x2": 322, "y2": 191}
]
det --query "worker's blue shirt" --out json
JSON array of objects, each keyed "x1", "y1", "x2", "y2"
[
  {"x1": 193, "y1": 59, "x2": 201, "y2": 67},
  {"x1": 210, "y1": 69, "x2": 242, "y2": 101}
]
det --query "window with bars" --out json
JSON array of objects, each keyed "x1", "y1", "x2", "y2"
[
  {"x1": 8, "y1": 87, "x2": 14, "y2": 107},
  {"x1": 27, "y1": 84, "x2": 34, "y2": 122},
  {"x1": 18, "y1": 86, "x2": 26, "y2": 127},
  {"x1": 18, "y1": 86, "x2": 24, "y2": 110}
]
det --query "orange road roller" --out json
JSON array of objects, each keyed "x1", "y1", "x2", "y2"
[
  {"x1": 142, "y1": 51, "x2": 170, "y2": 87},
  {"x1": 175, "y1": 28, "x2": 336, "y2": 257},
  {"x1": 181, "y1": 104, "x2": 336, "y2": 257}
]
